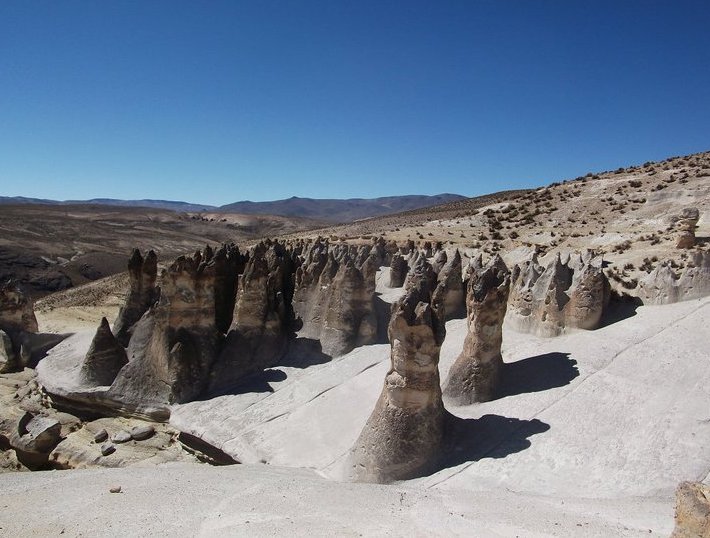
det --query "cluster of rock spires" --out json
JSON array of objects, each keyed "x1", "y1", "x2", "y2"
[
  {"x1": 0, "y1": 281, "x2": 66, "y2": 374},
  {"x1": 506, "y1": 251, "x2": 610, "y2": 337},
  {"x1": 59, "y1": 238, "x2": 397, "y2": 418},
  {"x1": 637, "y1": 250, "x2": 710, "y2": 305}
]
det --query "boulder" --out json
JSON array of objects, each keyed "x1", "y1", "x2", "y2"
[
  {"x1": 443, "y1": 256, "x2": 510, "y2": 404},
  {"x1": 0, "y1": 280, "x2": 38, "y2": 334},
  {"x1": 349, "y1": 260, "x2": 445, "y2": 483}
]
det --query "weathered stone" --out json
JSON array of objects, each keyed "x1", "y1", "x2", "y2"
[
  {"x1": 79, "y1": 318, "x2": 128, "y2": 387},
  {"x1": 209, "y1": 242, "x2": 297, "y2": 395},
  {"x1": 443, "y1": 257, "x2": 510, "y2": 404},
  {"x1": 388, "y1": 253, "x2": 408, "y2": 288},
  {"x1": 432, "y1": 249, "x2": 465, "y2": 321},
  {"x1": 292, "y1": 241, "x2": 377, "y2": 358},
  {"x1": 0, "y1": 281, "x2": 38, "y2": 334},
  {"x1": 638, "y1": 251, "x2": 710, "y2": 305},
  {"x1": 0, "y1": 329, "x2": 16, "y2": 374},
  {"x1": 94, "y1": 429, "x2": 108, "y2": 443},
  {"x1": 671, "y1": 481, "x2": 710, "y2": 538},
  {"x1": 349, "y1": 260, "x2": 445, "y2": 483},
  {"x1": 673, "y1": 208, "x2": 700, "y2": 249},
  {"x1": 432, "y1": 249, "x2": 448, "y2": 274},
  {"x1": 14, "y1": 413, "x2": 62, "y2": 455},
  {"x1": 130, "y1": 425, "x2": 155, "y2": 441},
  {"x1": 113, "y1": 249, "x2": 159, "y2": 347},
  {"x1": 111, "y1": 430, "x2": 132, "y2": 443},
  {"x1": 507, "y1": 252, "x2": 610, "y2": 337},
  {"x1": 101, "y1": 443, "x2": 116, "y2": 456}
]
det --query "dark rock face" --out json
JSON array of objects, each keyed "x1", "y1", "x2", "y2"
[
  {"x1": 0, "y1": 281, "x2": 38, "y2": 335},
  {"x1": 432, "y1": 249, "x2": 465, "y2": 321},
  {"x1": 443, "y1": 256, "x2": 510, "y2": 404},
  {"x1": 388, "y1": 253, "x2": 408, "y2": 288},
  {"x1": 79, "y1": 318, "x2": 128, "y2": 387},
  {"x1": 638, "y1": 250, "x2": 710, "y2": 304},
  {"x1": 208, "y1": 242, "x2": 297, "y2": 395},
  {"x1": 113, "y1": 249, "x2": 159, "y2": 347},
  {"x1": 349, "y1": 260, "x2": 445, "y2": 483},
  {"x1": 292, "y1": 240, "x2": 378, "y2": 358},
  {"x1": 211, "y1": 244, "x2": 248, "y2": 334},
  {"x1": 109, "y1": 252, "x2": 222, "y2": 406},
  {"x1": 507, "y1": 252, "x2": 610, "y2": 337}
]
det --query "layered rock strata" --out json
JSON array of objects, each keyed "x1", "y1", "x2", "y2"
[
  {"x1": 349, "y1": 260, "x2": 445, "y2": 483},
  {"x1": 507, "y1": 252, "x2": 610, "y2": 337},
  {"x1": 443, "y1": 256, "x2": 510, "y2": 404}
]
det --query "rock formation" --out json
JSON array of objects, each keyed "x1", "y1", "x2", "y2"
[
  {"x1": 637, "y1": 250, "x2": 710, "y2": 304},
  {"x1": 388, "y1": 253, "x2": 408, "y2": 288},
  {"x1": 79, "y1": 318, "x2": 128, "y2": 387},
  {"x1": 349, "y1": 260, "x2": 445, "y2": 483},
  {"x1": 673, "y1": 208, "x2": 700, "y2": 249},
  {"x1": 671, "y1": 481, "x2": 710, "y2": 538},
  {"x1": 443, "y1": 256, "x2": 510, "y2": 404},
  {"x1": 507, "y1": 252, "x2": 610, "y2": 337},
  {"x1": 432, "y1": 249, "x2": 447, "y2": 274},
  {"x1": 431, "y1": 249, "x2": 465, "y2": 320},
  {"x1": 0, "y1": 281, "x2": 38, "y2": 335},
  {"x1": 113, "y1": 249, "x2": 159, "y2": 347},
  {"x1": 208, "y1": 242, "x2": 297, "y2": 394},
  {"x1": 292, "y1": 240, "x2": 378, "y2": 357},
  {"x1": 108, "y1": 252, "x2": 222, "y2": 407}
]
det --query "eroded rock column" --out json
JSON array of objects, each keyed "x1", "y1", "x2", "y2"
[
  {"x1": 349, "y1": 261, "x2": 445, "y2": 483},
  {"x1": 443, "y1": 256, "x2": 510, "y2": 404}
]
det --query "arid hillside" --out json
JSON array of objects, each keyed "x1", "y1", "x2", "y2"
[{"x1": 0, "y1": 204, "x2": 323, "y2": 297}]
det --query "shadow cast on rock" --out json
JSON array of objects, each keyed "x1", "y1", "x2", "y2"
[
  {"x1": 373, "y1": 294, "x2": 391, "y2": 345},
  {"x1": 281, "y1": 337, "x2": 333, "y2": 369},
  {"x1": 201, "y1": 368, "x2": 288, "y2": 399},
  {"x1": 497, "y1": 352, "x2": 578, "y2": 399},
  {"x1": 438, "y1": 412, "x2": 551, "y2": 472},
  {"x1": 598, "y1": 293, "x2": 642, "y2": 328}
]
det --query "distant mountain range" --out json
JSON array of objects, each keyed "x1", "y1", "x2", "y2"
[{"x1": 0, "y1": 193, "x2": 467, "y2": 223}]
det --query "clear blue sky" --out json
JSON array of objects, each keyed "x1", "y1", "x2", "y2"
[{"x1": 1, "y1": 1, "x2": 709, "y2": 205}]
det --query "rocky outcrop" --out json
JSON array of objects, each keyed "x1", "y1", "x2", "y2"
[
  {"x1": 211, "y1": 244, "x2": 247, "y2": 334},
  {"x1": 0, "y1": 281, "x2": 38, "y2": 334},
  {"x1": 432, "y1": 249, "x2": 447, "y2": 274},
  {"x1": 507, "y1": 252, "x2": 610, "y2": 337},
  {"x1": 208, "y1": 242, "x2": 297, "y2": 395},
  {"x1": 673, "y1": 208, "x2": 700, "y2": 249},
  {"x1": 109, "y1": 252, "x2": 222, "y2": 407},
  {"x1": 292, "y1": 240, "x2": 378, "y2": 357},
  {"x1": 443, "y1": 256, "x2": 510, "y2": 404},
  {"x1": 388, "y1": 253, "x2": 408, "y2": 288},
  {"x1": 349, "y1": 260, "x2": 445, "y2": 483},
  {"x1": 431, "y1": 249, "x2": 465, "y2": 320},
  {"x1": 671, "y1": 481, "x2": 710, "y2": 538},
  {"x1": 79, "y1": 318, "x2": 128, "y2": 387},
  {"x1": 113, "y1": 249, "x2": 159, "y2": 346},
  {"x1": 0, "y1": 281, "x2": 65, "y2": 373},
  {"x1": 637, "y1": 251, "x2": 710, "y2": 305}
]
